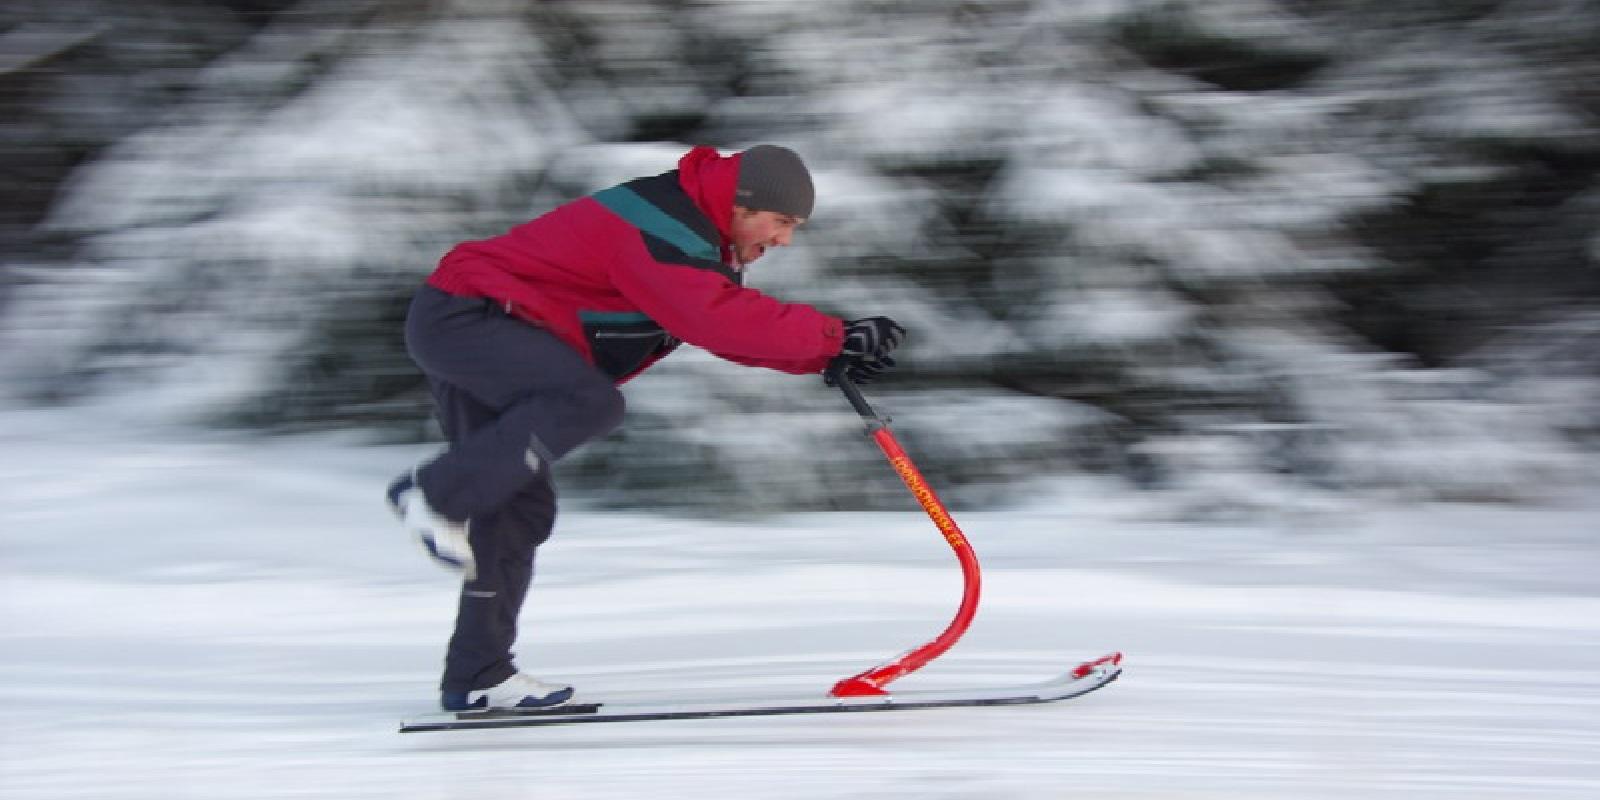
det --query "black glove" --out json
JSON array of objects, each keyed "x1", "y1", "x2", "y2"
[
  {"x1": 840, "y1": 317, "x2": 906, "y2": 361},
  {"x1": 824, "y1": 354, "x2": 895, "y2": 386},
  {"x1": 825, "y1": 317, "x2": 905, "y2": 386}
]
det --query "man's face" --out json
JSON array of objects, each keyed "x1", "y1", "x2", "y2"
[{"x1": 729, "y1": 207, "x2": 804, "y2": 268}]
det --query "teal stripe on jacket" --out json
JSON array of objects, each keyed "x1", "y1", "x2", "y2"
[
  {"x1": 591, "y1": 185, "x2": 720, "y2": 262},
  {"x1": 578, "y1": 310, "x2": 654, "y2": 324}
]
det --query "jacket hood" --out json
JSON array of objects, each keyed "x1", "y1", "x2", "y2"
[{"x1": 676, "y1": 145, "x2": 742, "y2": 245}]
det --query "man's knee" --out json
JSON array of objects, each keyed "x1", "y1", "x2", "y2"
[
  {"x1": 589, "y1": 383, "x2": 626, "y2": 435},
  {"x1": 499, "y1": 480, "x2": 557, "y2": 548},
  {"x1": 507, "y1": 369, "x2": 626, "y2": 465},
  {"x1": 568, "y1": 378, "x2": 625, "y2": 437}
]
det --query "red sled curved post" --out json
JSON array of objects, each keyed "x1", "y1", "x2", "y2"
[{"x1": 827, "y1": 371, "x2": 982, "y2": 697}]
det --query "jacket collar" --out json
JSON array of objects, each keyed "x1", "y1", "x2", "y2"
[{"x1": 675, "y1": 146, "x2": 741, "y2": 248}]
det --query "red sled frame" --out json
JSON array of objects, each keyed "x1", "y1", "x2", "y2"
[{"x1": 827, "y1": 372, "x2": 982, "y2": 697}]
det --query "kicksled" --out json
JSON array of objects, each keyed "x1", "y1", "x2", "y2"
[{"x1": 401, "y1": 369, "x2": 1122, "y2": 733}]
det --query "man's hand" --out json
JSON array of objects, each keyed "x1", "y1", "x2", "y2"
[
  {"x1": 840, "y1": 317, "x2": 905, "y2": 360},
  {"x1": 825, "y1": 317, "x2": 905, "y2": 386}
]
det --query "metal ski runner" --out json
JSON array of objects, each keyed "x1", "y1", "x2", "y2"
[{"x1": 398, "y1": 653, "x2": 1121, "y2": 732}]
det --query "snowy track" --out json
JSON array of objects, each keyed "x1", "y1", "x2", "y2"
[{"x1": 2, "y1": 409, "x2": 1598, "y2": 799}]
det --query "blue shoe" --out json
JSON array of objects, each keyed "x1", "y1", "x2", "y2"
[
  {"x1": 386, "y1": 472, "x2": 476, "y2": 580},
  {"x1": 442, "y1": 673, "x2": 576, "y2": 711}
]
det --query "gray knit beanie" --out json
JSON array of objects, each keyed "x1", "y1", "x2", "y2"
[{"x1": 736, "y1": 145, "x2": 814, "y2": 219}]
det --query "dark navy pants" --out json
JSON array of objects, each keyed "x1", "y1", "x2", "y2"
[{"x1": 404, "y1": 286, "x2": 626, "y2": 694}]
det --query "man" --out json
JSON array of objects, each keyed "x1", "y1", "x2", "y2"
[{"x1": 386, "y1": 144, "x2": 905, "y2": 711}]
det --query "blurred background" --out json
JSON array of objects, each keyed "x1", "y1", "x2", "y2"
[{"x1": 2, "y1": 0, "x2": 1597, "y2": 514}]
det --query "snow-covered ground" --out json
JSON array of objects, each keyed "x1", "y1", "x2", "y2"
[{"x1": 2, "y1": 407, "x2": 1598, "y2": 799}]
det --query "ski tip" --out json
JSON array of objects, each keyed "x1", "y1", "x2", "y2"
[{"x1": 1071, "y1": 651, "x2": 1124, "y2": 679}]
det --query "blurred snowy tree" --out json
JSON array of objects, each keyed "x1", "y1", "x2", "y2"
[
  {"x1": 1, "y1": 0, "x2": 1596, "y2": 511},
  {"x1": 0, "y1": 0, "x2": 290, "y2": 265}
]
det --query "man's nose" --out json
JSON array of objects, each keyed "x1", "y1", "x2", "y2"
[{"x1": 774, "y1": 228, "x2": 794, "y2": 246}]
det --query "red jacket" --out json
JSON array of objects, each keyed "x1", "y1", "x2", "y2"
[{"x1": 427, "y1": 147, "x2": 845, "y2": 383}]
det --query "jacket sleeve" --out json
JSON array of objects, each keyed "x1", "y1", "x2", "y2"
[
  {"x1": 707, "y1": 348, "x2": 835, "y2": 375},
  {"x1": 608, "y1": 247, "x2": 845, "y2": 369}
]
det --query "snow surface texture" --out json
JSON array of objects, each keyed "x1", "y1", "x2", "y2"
[{"x1": 2, "y1": 407, "x2": 1598, "y2": 799}]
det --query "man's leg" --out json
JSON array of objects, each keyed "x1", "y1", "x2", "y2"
[
  {"x1": 403, "y1": 286, "x2": 605, "y2": 699},
  {"x1": 403, "y1": 286, "x2": 624, "y2": 523},
  {"x1": 440, "y1": 474, "x2": 556, "y2": 695}
]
